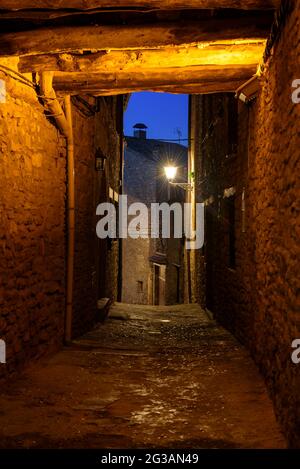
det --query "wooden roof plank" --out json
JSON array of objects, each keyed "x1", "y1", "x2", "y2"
[
  {"x1": 51, "y1": 64, "x2": 257, "y2": 94},
  {"x1": 0, "y1": 1, "x2": 280, "y2": 11},
  {"x1": 18, "y1": 42, "x2": 265, "y2": 73},
  {"x1": 0, "y1": 18, "x2": 271, "y2": 57}
]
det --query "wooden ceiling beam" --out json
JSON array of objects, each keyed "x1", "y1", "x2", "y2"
[
  {"x1": 57, "y1": 80, "x2": 248, "y2": 96},
  {"x1": 0, "y1": 17, "x2": 271, "y2": 57},
  {"x1": 0, "y1": 1, "x2": 280, "y2": 11},
  {"x1": 51, "y1": 64, "x2": 256, "y2": 94},
  {"x1": 18, "y1": 41, "x2": 265, "y2": 73}
]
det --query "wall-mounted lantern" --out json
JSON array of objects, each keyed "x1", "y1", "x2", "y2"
[
  {"x1": 95, "y1": 148, "x2": 107, "y2": 171},
  {"x1": 164, "y1": 160, "x2": 193, "y2": 191},
  {"x1": 164, "y1": 164, "x2": 178, "y2": 182}
]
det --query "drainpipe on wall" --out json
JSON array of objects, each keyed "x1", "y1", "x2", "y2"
[{"x1": 40, "y1": 72, "x2": 74, "y2": 344}]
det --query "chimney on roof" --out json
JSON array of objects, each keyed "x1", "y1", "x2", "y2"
[{"x1": 133, "y1": 123, "x2": 147, "y2": 139}]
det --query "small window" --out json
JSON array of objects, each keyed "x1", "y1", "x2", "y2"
[{"x1": 137, "y1": 281, "x2": 143, "y2": 293}]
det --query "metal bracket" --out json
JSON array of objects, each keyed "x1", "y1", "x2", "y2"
[{"x1": 170, "y1": 182, "x2": 193, "y2": 191}]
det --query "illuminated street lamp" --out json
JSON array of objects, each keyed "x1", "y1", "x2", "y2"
[
  {"x1": 164, "y1": 165, "x2": 178, "y2": 182},
  {"x1": 164, "y1": 163, "x2": 193, "y2": 191}
]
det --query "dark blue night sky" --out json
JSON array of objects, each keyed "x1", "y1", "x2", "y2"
[{"x1": 124, "y1": 92, "x2": 188, "y2": 146}]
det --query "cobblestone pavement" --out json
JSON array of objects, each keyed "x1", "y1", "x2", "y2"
[{"x1": 0, "y1": 303, "x2": 286, "y2": 448}]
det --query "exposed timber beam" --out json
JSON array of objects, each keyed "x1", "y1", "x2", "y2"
[
  {"x1": 0, "y1": 18, "x2": 271, "y2": 57},
  {"x1": 18, "y1": 42, "x2": 265, "y2": 73},
  {"x1": 0, "y1": 1, "x2": 280, "y2": 11},
  {"x1": 52, "y1": 64, "x2": 256, "y2": 94},
  {"x1": 57, "y1": 80, "x2": 250, "y2": 96}
]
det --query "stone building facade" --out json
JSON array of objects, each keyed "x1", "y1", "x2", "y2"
[
  {"x1": 122, "y1": 126, "x2": 187, "y2": 305},
  {"x1": 72, "y1": 95, "x2": 123, "y2": 337},
  {"x1": 0, "y1": 59, "x2": 123, "y2": 380},
  {"x1": 187, "y1": 3, "x2": 300, "y2": 447}
]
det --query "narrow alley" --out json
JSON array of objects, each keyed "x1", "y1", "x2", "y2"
[
  {"x1": 0, "y1": 304, "x2": 285, "y2": 449},
  {"x1": 0, "y1": 0, "x2": 299, "y2": 458}
]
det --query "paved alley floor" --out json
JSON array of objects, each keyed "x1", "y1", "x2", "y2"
[{"x1": 0, "y1": 303, "x2": 285, "y2": 448}]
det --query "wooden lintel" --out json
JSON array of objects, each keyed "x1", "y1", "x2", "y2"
[
  {"x1": 0, "y1": 1, "x2": 280, "y2": 11},
  {"x1": 57, "y1": 80, "x2": 247, "y2": 96},
  {"x1": 19, "y1": 42, "x2": 265, "y2": 73},
  {"x1": 1, "y1": 18, "x2": 271, "y2": 57},
  {"x1": 52, "y1": 65, "x2": 256, "y2": 94}
]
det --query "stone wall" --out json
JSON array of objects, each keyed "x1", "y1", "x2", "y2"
[
  {"x1": 50, "y1": 95, "x2": 122, "y2": 339},
  {"x1": 0, "y1": 62, "x2": 123, "y2": 377},
  {"x1": 0, "y1": 61, "x2": 66, "y2": 380},
  {"x1": 94, "y1": 97, "x2": 123, "y2": 303},
  {"x1": 122, "y1": 145, "x2": 155, "y2": 305},
  {"x1": 246, "y1": 4, "x2": 300, "y2": 446},
  {"x1": 72, "y1": 100, "x2": 98, "y2": 338},
  {"x1": 190, "y1": 4, "x2": 300, "y2": 447}
]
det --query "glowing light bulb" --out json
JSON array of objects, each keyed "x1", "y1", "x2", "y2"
[{"x1": 164, "y1": 165, "x2": 177, "y2": 181}]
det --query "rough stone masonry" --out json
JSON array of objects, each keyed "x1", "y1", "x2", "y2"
[
  {"x1": 189, "y1": 3, "x2": 300, "y2": 448},
  {"x1": 0, "y1": 59, "x2": 122, "y2": 381}
]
